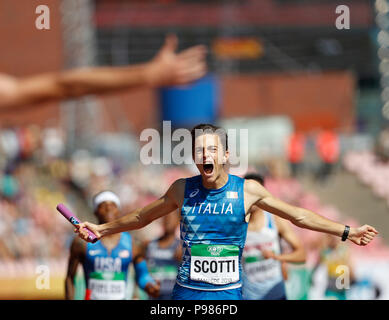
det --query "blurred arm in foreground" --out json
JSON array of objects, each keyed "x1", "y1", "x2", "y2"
[{"x1": 0, "y1": 35, "x2": 207, "y2": 112}]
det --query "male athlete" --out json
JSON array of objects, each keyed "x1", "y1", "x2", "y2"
[
  {"x1": 65, "y1": 191, "x2": 160, "y2": 300},
  {"x1": 0, "y1": 35, "x2": 206, "y2": 111},
  {"x1": 75, "y1": 124, "x2": 379, "y2": 300},
  {"x1": 242, "y1": 173, "x2": 306, "y2": 300},
  {"x1": 144, "y1": 211, "x2": 181, "y2": 300}
]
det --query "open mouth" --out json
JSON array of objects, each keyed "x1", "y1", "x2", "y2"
[{"x1": 203, "y1": 163, "x2": 214, "y2": 175}]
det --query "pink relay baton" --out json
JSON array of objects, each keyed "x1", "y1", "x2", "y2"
[{"x1": 56, "y1": 203, "x2": 98, "y2": 243}]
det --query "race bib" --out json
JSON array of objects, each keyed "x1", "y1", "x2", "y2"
[
  {"x1": 88, "y1": 272, "x2": 126, "y2": 300},
  {"x1": 190, "y1": 244, "x2": 239, "y2": 285},
  {"x1": 150, "y1": 265, "x2": 178, "y2": 281},
  {"x1": 244, "y1": 255, "x2": 280, "y2": 282}
]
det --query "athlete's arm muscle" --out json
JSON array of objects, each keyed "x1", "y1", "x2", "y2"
[
  {"x1": 244, "y1": 179, "x2": 378, "y2": 246},
  {"x1": 0, "y1": 66, "x2": 149, "y2": 110},
  {"x1": 76, "y1": 179, "x2": 185, "y2": 241},
  {"x1": 65, "y1": 237, "x2": 86, "y2": 300}
]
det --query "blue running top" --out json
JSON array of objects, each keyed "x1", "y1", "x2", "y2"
[
  {"x1": 83, "y1": 232, "x2": 132, "y2": 300},
  {"x1": 176, "y1": 174, "x2": 248, "y2": 291},
  {"x1": 146, "y1": 238, "x2": 180, "y2": 298}
]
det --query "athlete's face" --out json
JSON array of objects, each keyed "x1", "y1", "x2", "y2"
[
  {"x1": 193, "y1": 133, "x2": 229, "y2": 183},
  {"x1": 94, "y1": 201, "x2": 120, "y2": 224}
]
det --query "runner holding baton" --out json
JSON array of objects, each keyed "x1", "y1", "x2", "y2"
[{"x1": 57, "y1": 203, "x2": 98, "y2": 243}]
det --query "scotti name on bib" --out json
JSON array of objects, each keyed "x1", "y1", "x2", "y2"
[{"x1": 190, "y1": 244, "x2": 240, "y2": 285}]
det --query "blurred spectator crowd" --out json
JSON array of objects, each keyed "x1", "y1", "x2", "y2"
[
  {"x1": 344, "y1": 150, "x2": 389, "y2": 208},
  {"x1": 0, "y1": 124, "x2": 190, "y2": 274}
]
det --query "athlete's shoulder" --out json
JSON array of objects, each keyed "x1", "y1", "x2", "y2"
[
  {"x1": 167, "y1": 178, "x2": 186, "y2": 195},
  {"x1": 70, "y1": 235, "x2": 87, "y2": 256},
  {"x1": 71, "y1": 234, "x2": 87, "y2": 247},
  {"x1": 170, "y1": 177, "x2": 187, "y2": 187},
  {"x1": 183, "y1": 174, "x2": 202, "y2": 184},
  {"x1": 242, "y1": 178, "x2": 271, "y2": 206},
  {"x1": 169, "y1": 175, "x2": 202, "y2": 194},
  {"x1": 243, "y1": 177, "x2": 262, "y2": 191}
]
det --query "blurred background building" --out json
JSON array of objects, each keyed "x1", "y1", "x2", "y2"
[{"x1": 0, "y1": 0, "x2": 389, "y2": 299}]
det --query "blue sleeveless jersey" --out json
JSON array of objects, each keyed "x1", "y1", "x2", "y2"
[
  {"x1": 146, "y1": 238, "x2": 180, "y2": 299},
  {"x1": 177, "y1": 174, "x2": 248, "y2": 291},
  {"x1": 83, "y1": 232, "x2": 133, "y2": 300}
]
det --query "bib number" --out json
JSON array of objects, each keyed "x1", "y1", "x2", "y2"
[
  {"x1": 88, "y1": 272, "x2": 126, "y2": 300},
  {"x1": 244, "y1": 256, "x2": 280, "y2": 282},
  {"x1": 190, "y1": 244, "x2": 239, "y2": 285},
  {"x1": 150, "y1": 265, "x2": 177, "y2": 281}
]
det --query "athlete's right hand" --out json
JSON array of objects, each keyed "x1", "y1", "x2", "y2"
[
  {"x1": 145, "y1": 280, "x2": 161, "y2": 298},
  {"x1": 74, "y1": 222, "x2": 103, "y2": 242},
  {"x1": 261, "y1": 249, "x2": 277, "y2": 260}
]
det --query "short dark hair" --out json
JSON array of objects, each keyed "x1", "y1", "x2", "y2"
[
  {"x1": 191, "y1": 123, "x2": 228, "y2": 153},
  {"x1": 244, "y1": 173, "x2": 265, "y2": 185}
]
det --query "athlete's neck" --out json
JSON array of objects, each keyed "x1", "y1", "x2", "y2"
[
  {"x1": 101, "y1": 232, "x2": 121, "y2": 243},
  {"x1": 201, "y1": 170, "x2": 229, "y2": 190}
]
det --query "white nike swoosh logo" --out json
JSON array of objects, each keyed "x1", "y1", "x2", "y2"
[{"x1": 89, "y1": 250, "x2": 101, "y2": 256}]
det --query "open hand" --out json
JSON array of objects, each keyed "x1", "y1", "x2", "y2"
[
  {"x1": 145, "y1": 280, "x2": 160, "y2": 298},
  {"x1": 146, "y1": 34, "x2": 207, "y2": 87}
]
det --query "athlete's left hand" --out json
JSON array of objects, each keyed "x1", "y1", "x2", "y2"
[
  {"x1": 261, "y1": 250, "x2": 277, "y2": 260},
  {"x1": 145, "y1": 280, "x2": 160, "y2": 298},
  {"x1": 348, "y1": 225, "x2": 379, "y2": 246}
]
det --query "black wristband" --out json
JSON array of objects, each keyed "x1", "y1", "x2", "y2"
[{"x1": 341, "y1": 225, "x2": 350, "y2": 241}]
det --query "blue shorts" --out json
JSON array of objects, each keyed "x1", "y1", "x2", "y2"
[
  {"x1": 172, "y1": 283, "x2": 242, "y2": 300},
  {"x1": 152, "y1": 293, "x2": 173, "y2": 300},
  {"x1": 242, "y1": 279, "x2": 287, "y2": 300}
]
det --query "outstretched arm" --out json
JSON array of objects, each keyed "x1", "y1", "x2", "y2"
[
  {"x1": 75, "y1": 179, "x2": 185, "y2": 241},
  {"x1": 244, "y1": 179, "x2": 378, "y2": 246},
  {"x1": 0, "y1": 35, "x2": 207, "y2": 111}
]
